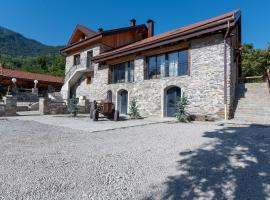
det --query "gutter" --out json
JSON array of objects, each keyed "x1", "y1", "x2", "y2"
[{"x1": 224, "y1": 20, "x2": 231, "y2": 120}]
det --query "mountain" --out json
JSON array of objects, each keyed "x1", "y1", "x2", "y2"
[{"x1": 0, "y1": 26, "x2": 63, "y2": 56}]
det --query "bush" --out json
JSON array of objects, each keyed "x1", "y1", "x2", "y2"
[
  {"x1": 175, "y1": 94, "x2": 189, "y2": 122},
  {"x1": 67, "y1": 96, "x2": 79, "y2": 117},
  {"x1": 128, "y1": 98, "x2": 141, "y2": 119}
]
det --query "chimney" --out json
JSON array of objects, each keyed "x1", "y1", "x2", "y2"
[
  {"x1": 98, "y1": 28, "x2": 103, "y2": 32},
  {"x1": 130, "y1": 19, "x2": 136, "y2": 27},
  {"x1": 147, "y1": 19, "x2": 154, "y2": 37}
]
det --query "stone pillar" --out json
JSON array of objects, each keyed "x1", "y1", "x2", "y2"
[
  {"x1": 39, "y1": 97, "x2": 50, "y2": 115},
  {"x1": 134, "y1": 57, "x2": 145, "y2": 83},
  {"x1": 3, "y1": 95, "x2": 17, "y2": 116},
  {"x1": 32, "y1": 88, "x2": 38, "y2": 95}
]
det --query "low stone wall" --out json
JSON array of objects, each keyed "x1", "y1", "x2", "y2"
[
  {"x1": 2, "y1": 95, "x2": 17, "y2": 116},
  {"x1": 39, "y1": 97, "x2": 68, "y2": 115},
  {"x1": 0, "y1": 104, "x2": 5, "y2": 117}
]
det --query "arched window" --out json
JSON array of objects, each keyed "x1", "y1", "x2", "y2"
[{"x1": 107, "y1": 90, "x2": 112, "y2": 102}]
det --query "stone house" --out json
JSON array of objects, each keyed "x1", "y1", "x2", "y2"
[{"x1": 60, "y1": 10, "x2": 241, "y2": 119}]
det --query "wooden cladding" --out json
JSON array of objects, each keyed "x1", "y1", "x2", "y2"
[{"x1": 105, "y1": 42, "x2": 189, "y2": 66}]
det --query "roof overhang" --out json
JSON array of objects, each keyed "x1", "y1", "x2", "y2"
[
  {"x1": 60, "y1": 24, "x2": 148, "y2": 55},
  {"x1": 92, "y1": 10, "x2": 241, "y2": 63}
]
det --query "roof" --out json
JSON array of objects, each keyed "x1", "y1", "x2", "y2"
[
  {"x1": 61, "y1": 24, "x2": 148, "y2": 53},
  {"x1": 68, "y1": 24, "x2": 98, "y2": 45},
  {"x1": 93, "y1": 10, "x2": 241, "y2": 62},
  {"x1": 0, "y1": 66, "x2": 64, "y2": 84}
]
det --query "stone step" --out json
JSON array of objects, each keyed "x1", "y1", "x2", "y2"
[
  {"x1": 234, "y1": 113, "x2": 270, "y2": 118},
  {"x1": 234, "y1": 82, "x2": 270, "y2": 121}
]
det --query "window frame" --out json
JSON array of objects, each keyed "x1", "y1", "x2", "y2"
[
  {"x1": 145, "y1": 47, "x2": 190, "y2": 79},
  {"x1": 86, "y1": 50, "x2": 93, "y2": 68},
  {"x1": 110, "y1": 60, "x2": 134, "y2": 84},
  {"x1": 73, "y1": 54, "x2": 81, "y2": 66}
]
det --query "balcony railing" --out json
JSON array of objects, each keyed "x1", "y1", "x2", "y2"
[{"x1": 64, "y1": 60, "x2": 94, "y2": 82}]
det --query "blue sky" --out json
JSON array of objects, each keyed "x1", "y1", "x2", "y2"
[{"x1": 1, "y1": 0, "x2": 269, "y2": 48}]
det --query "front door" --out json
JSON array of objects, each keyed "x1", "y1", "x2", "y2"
[
  {"x1": 166, "y1": 87, "x2": 181, "y2": 117},
  {"x1": 118, "y1": 90, "x2": 128, "y2": 114}
]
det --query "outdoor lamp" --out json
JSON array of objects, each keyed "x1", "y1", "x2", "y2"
[
  {"x1": 11, "y1": 78, "x2": 17, "y2": 84},
  {"x1": 34, "y1": 80, "x2": 38, "y2": 88}
]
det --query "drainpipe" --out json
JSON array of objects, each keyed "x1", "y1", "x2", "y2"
[{"x1": 224, "y1": 20, "x2": 230, "y2": 120}]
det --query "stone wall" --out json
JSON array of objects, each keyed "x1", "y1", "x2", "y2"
[{"x1": 66, "y1": 33, "x2": 236, "y2": 118}]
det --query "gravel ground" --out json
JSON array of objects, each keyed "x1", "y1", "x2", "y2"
[{"x1": 0, "y1": 118, "x2": 270, "y2": 199}]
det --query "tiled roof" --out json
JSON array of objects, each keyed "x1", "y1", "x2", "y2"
[
  {"x1": 93, "y1": 10, "x2": 240, "y2": 61},
  {"x1": 0, "y1": 66, "x2": 64, "y2": 83}
]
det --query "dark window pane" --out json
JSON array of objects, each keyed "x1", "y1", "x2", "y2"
[
  {"x1": 148, "y1": 57, "x2": 157, "y2": 79},
  {"x1": 118, "y1": 64, "x2": 126, "y2": 83},
  {"x1": 165, "y1": 54, "x2": 169, "y2": 77},
  {"x1": 178, "y1": 49, "x2": 189, "y2": 76},
  {"x1": 74, "y1": 54, "x2": 80, "y2": 65},
  {"x1": 87, "y1": 51, "x2": 93, "y2": 68},
  {"x1": 128, "y1": 61, "x2": 134, "y2": 82}
]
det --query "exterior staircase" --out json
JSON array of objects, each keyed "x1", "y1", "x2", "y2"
[{"x1": 234, "y1": 82, "x2": 270, "y2": 124}]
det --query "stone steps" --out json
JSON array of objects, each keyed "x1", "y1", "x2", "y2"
[{"x1": 234, "y1": 82, "x2": 270, "y2": 123}]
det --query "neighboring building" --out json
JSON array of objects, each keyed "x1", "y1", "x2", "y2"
[
  {"x1": 0, "y1": 66, "x2": 64, "y2": 92},
  {"x1": 60, "y1": 10, "x2": 241, "y2": 119}
]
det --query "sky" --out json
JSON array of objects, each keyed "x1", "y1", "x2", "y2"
[{"x1": 1, "y1": 0, "x2": 269, "y2": 48}]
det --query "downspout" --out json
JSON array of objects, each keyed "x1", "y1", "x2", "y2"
[{"x1": 224, "y1": 20, "x2": 230, "y2": 120}]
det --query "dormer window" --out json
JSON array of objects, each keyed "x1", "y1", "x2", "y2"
[{"x1": 73, "y1": 54, "x2": 80, "y2": 66}]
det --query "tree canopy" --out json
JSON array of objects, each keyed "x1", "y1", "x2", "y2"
[
  {"x1": 241, "y1": 43, "x2": 270, "y2": 77},
  {"x1": 0, "y1": 54, "x2": 65, "y2": 76}
]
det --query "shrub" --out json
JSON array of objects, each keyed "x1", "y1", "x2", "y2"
[
  {"x1": 67, "y1": 96, "x2": 79, "y2": 117},
  {"x1": 175, "y1": 94, "x2": 189, "y2": 122},
  {"x1": 128, "y1": 98, "x2": 141, "y2": 119}
]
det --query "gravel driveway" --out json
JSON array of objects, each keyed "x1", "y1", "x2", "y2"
[{"x1": 0, "y1": 118, "x2": 270, "y2": 199}]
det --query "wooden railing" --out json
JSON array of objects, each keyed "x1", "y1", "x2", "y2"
[
  {"x1": 239, "y1": 75, "x2": 264, "y2": 83},
  {"x1": 267, "y1": 69, "x2": 270, "y2": 93}
]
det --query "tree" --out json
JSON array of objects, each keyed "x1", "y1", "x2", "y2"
[
  {"x1": 241, "y1": 43, "x2": 270, "y2": 77},
  {"x1": 175, "y1": 94, "x2": 189, "y2": 122}
]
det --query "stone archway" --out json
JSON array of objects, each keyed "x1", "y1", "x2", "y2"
[{"x1": 164, "y1": 86, "x2": 181, "y2": 117}]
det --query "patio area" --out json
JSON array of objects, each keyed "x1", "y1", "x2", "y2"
[{"x1": 8, "y1": 111, "x2": 173, "y2": 132}]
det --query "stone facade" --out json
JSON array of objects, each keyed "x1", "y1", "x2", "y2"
[{"x1": 62, "y1": 33, "x2": 238, "y2": 119}]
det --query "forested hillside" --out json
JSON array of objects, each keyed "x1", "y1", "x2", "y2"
[{"x1": 0, "y1": 26, "x2": 65, "y2": 77}]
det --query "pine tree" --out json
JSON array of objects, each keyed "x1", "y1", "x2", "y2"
[
  {"x1": 128, "y1": 98, "x2": 141, "y2": 119},
  {"x1": 175, "y1": 94, "x2": 189, "y2": 122}
]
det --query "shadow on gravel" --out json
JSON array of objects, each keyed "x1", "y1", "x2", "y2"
[{"x1": 160, "y1": 124, "x2": 270, "y2": 200}]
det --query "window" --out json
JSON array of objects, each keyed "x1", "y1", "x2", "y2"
[
  {"x1": 107, "y1": 90, "x2": 112, "y2": 102},
  {"x1": 146, "y1": 48, "x2": 189, "y2": 79},
  {"x1": 168, "y1": 52, "x2": 178, "y2": 77},
  {"x1": 73, "y1": 54, "x2": 80, "y2": 66},
  {"x1": 178, "y1": 49, "x2": 189, "y2": 76},
  {"x1": 87, "y1": 50, "x2": 93, "y2": 68},
  {"x1": 111, "y1": 61, "x2": 134, "y2": 84}
]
